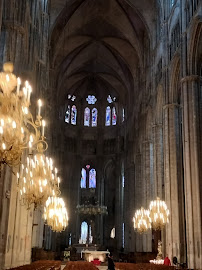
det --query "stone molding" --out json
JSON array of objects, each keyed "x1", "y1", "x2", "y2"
[
  {"x1": 163, "y1": 103, "x2": 181, "y2": 110},
  {"x1": 2, "y1": 20, "x2": 25, "y2": 35},
  {"x1": 181, "y1": 75, "x2": 201, "y2": 83}
]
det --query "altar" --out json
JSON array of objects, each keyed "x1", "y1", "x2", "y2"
[{"x1": 81, "y1": 250, "x2": 110, "y2": 262}]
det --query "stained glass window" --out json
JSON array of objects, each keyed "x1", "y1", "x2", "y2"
[
  {"x1": 71, "y1": 105, "x2": 77, "y2": 125},
  {"x1": 80, "y1": 221, "x2": 88, "y2": 244},
  {"x1": 71, "y1": 95, "x2": 76, "y2": 101},
  {"x1": 92, "y1": 108, "x2": 98, "y2": 127},
  {"x1": 89, "y1": 168, "x2": 96, "y2": 188},
  {"x1": 86, "y1": 95, "x2": 97, "y2": 104},
  {"x1": 65, "y1": 105, "x2": 70, "y2": 123},
  {"x1": 81, "y1": 168, "x2": 86, "y2": 188},
  {"x1": 112, "y1": 107, "x2": 117, "y2": 125},
  {"x1": 106, "y1": 106, "x2": 111, "y2": 126},
  {"x1": 89, "y1": 225, "x2": 93, "y2": 244},
  {"x1": 122, "y1": 108, "x2": 125, "y2": 122},
  {"x1": 107, "y1": 95, "x2": 113, "y2": 104},
  {"x1": 84, "y1": 107, "x2": 90, "y2": 126}
]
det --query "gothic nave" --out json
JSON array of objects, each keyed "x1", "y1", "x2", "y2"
[{"x1": 0, "y1": 0, "x2": 202, "y2": 269}]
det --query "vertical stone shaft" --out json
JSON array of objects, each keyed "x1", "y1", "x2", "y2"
[
  {"x1": 163, "y1": 104, "x2": 183, "y2": 260},
  {"x1": 153, "y1": 124, "x2": 163, "y2": 199},
  {"x1": 181, "y1": 76, "x2": 202, "y2": 268}
]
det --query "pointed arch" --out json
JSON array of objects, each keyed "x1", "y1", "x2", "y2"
[
  {"x1": 112, "y1": 107, "x2": 117, "y2": 125},
  {"x1": 106, "y1": 106, "x2": 111, "y2": 126},
  {"x1": 65, "y1": 105, "x2": 70, "y2": 123},
  {"x1": 80, "y1": 221, "x2": 88, "y2": 244},
  {"x1": 71, "y1": 105, "x2": 77, "y2": 125},
  {"x1": 84, "y1": 107, "x2": 90, "y2": 126},
  {"x1": 89, "y1": 168, "x2": 96, "y2": 188},
  {"x1": 81, "y1": 168, "x2": 86, "y2": 188},
  {"x1": 92, "y1": 108, "x2": 98, "y2": 127}
]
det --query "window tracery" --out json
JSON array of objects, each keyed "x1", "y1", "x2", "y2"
[
  {"x1": 92, "y1": 108, "x2": 98, "y2": 127},
  {"x1": 84, "y1": 107, "x2": 90, "y2": 126},
  {"x1": 80, "y1": 166, "x2": 96, "y2": 188},
  {"x1": 65, "y1": 105, "x2": 77, "y2": 125},
  {"x1": 71, "y1": 105, "x2": 77, "y2": 125}
]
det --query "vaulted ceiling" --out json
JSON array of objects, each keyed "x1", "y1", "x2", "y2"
[{"x1": 50, "y1": 0, "x2": 158, "y2": 110}]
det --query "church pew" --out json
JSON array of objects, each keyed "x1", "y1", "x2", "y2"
[
  {"x1": 115, "y1": 262, "x2": 175, "y2": 270},
  {"x1": 10, "y1": 260, "x2": 61, "y2": 270},
  {"x1": 64, "y1": 261, "x2": 99, "y2": 270}
]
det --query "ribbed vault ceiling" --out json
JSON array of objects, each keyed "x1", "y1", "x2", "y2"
[{"x1": 50, "y1": 0, "x2": 157, "y2": 109}]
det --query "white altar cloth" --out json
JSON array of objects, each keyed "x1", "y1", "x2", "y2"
[{"x1": 81, "y1": 250, "x2": 110, "y2": 262}]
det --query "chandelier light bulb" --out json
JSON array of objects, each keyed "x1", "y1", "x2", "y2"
[{"x1": 38, "y1": 99, "x2": 42, "y2": 117}]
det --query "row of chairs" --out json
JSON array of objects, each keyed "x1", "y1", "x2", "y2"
[{"x1": 10, "y1": 260, "x2": 61, "y2": 270}]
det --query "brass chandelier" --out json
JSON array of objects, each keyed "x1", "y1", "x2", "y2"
[
  {"x1": 44, "y1": 196, "x2": 68, "y2": 232},
  {"x1": 17, "y1": 139, "x2": 61, "y2": 208},
  {"x1": 0, "y1": 62, "x2": 43, "y2": 167},
  {"x1": 149, "y1": 197, "x2": 169, "y2": 230},
  {"x1": 133, "y1": 207, "x2": 151, "y2": 233}
]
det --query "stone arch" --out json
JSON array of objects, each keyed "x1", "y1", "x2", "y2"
[
  {"x1": 188, "y1": 20, "x2": 202, "y2": 74},
  {"x1": 169, "y1": 56, "x2": 181, "y2": 104}
]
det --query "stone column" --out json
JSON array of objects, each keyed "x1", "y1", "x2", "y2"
[
  {"x1": 163, "y1": 103, "x2": 186, "y2": 262},
  {"x1": 0, "y1": 167, "x2": 12, "y2": 270},
  {"x1": 125, "y1": 164, "x2": 135, "y2": 252},
  {"x1": 153, "y1": 124, "x2": 163, "y2": 199},
  {"x1": 31, "y1": 209, "x2": 44, "y2": 249},
  {"x1": 141, "y1": 141, "x2": 152, "y2": 252},
  {"x1": 134, "y1": 152, "x2": 143, "y2": 252},
  {"x1": 181, "y1": 76, "x2": 202, "y2": 269},
  {"x1": 0, "y1": 0, "x2": 28, "y2": 69}
]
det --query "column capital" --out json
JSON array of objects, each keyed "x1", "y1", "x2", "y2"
[
  {"x1": 181, "y1": 75, "x2": 201, "y2": 83},
  {"x1": 3, "y1": 21, "x2": 25, "y2": 35},
  {"x1": 142, "y1": 140, "x2": 152, "y2": 144},
  {"x1": 163, "y1": 103, "x2": 181, "y2": 110},
  {"x1": 152, "y1": 123, "x2": 163, "y2": 128}
]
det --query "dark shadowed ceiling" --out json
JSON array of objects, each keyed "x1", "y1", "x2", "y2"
[{"x1": 50, "y1": 0, "x2": 157, "y2": 111}]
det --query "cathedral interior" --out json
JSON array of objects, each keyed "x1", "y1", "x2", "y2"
[{"x1": 0, "y1": 0, "x2": 202, "y2": 269}]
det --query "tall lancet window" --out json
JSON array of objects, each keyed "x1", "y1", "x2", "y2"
[
  {"x1": 84, "y1": 107, "x2": 90, "y2": 126},
  {"x1": 81, "y1": 168, "x2": 86, "y2": 188},
  {"x1": 105, "y1": 106, "x2": 111, "y2": 126},
  {"x1": 92, "y1": 108, "x2": 98, "y2": 127},
  {"x1": 80, "y1": 221, "x2": 88, "y2": 244},
  {"x1": 89, "y1": 168, "x2": 96, "y2": 188},
  {"x1": 71, "y1": 105, "x2": 77, "y2": 125},
  {"x1": 112, "y1": 107, "x2": 117, "y2": 126},
  {"x1": 65, "y1": 105, "x2": 70, "y2": 123}
]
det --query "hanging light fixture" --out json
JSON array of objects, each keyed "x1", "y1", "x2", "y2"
[
  {"x1": 133, "y1": 207, "x2": 152, "y2": 233},
  {"x1": 0, "y1": 62, "x2": 43, "y2": 167},
  {"x1": 76, "y1": 204, "x2": 108, "y2": 215},
  {"x1": 17, "y1": 141, "x2": 61, "y2": 208},
  {"x1": 149, "y1": 197, "x2": 169, "y2": 230},
  {"x1": 44, "y1": 196, "x2": 68, "y2": 232}
]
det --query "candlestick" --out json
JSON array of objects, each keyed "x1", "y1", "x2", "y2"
[
  {"x1": 27, "y1": 86, "x2": 32, "y2": 103},
  {"x1": 17, "y1": 77, "x2": 21, "y2": 95},
  {"x1": 42, "y1": 120, "x2": 45, "y2": 137},
  {"x1": 38, "y1": 99, "x2": 42, "y2": 117}
]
